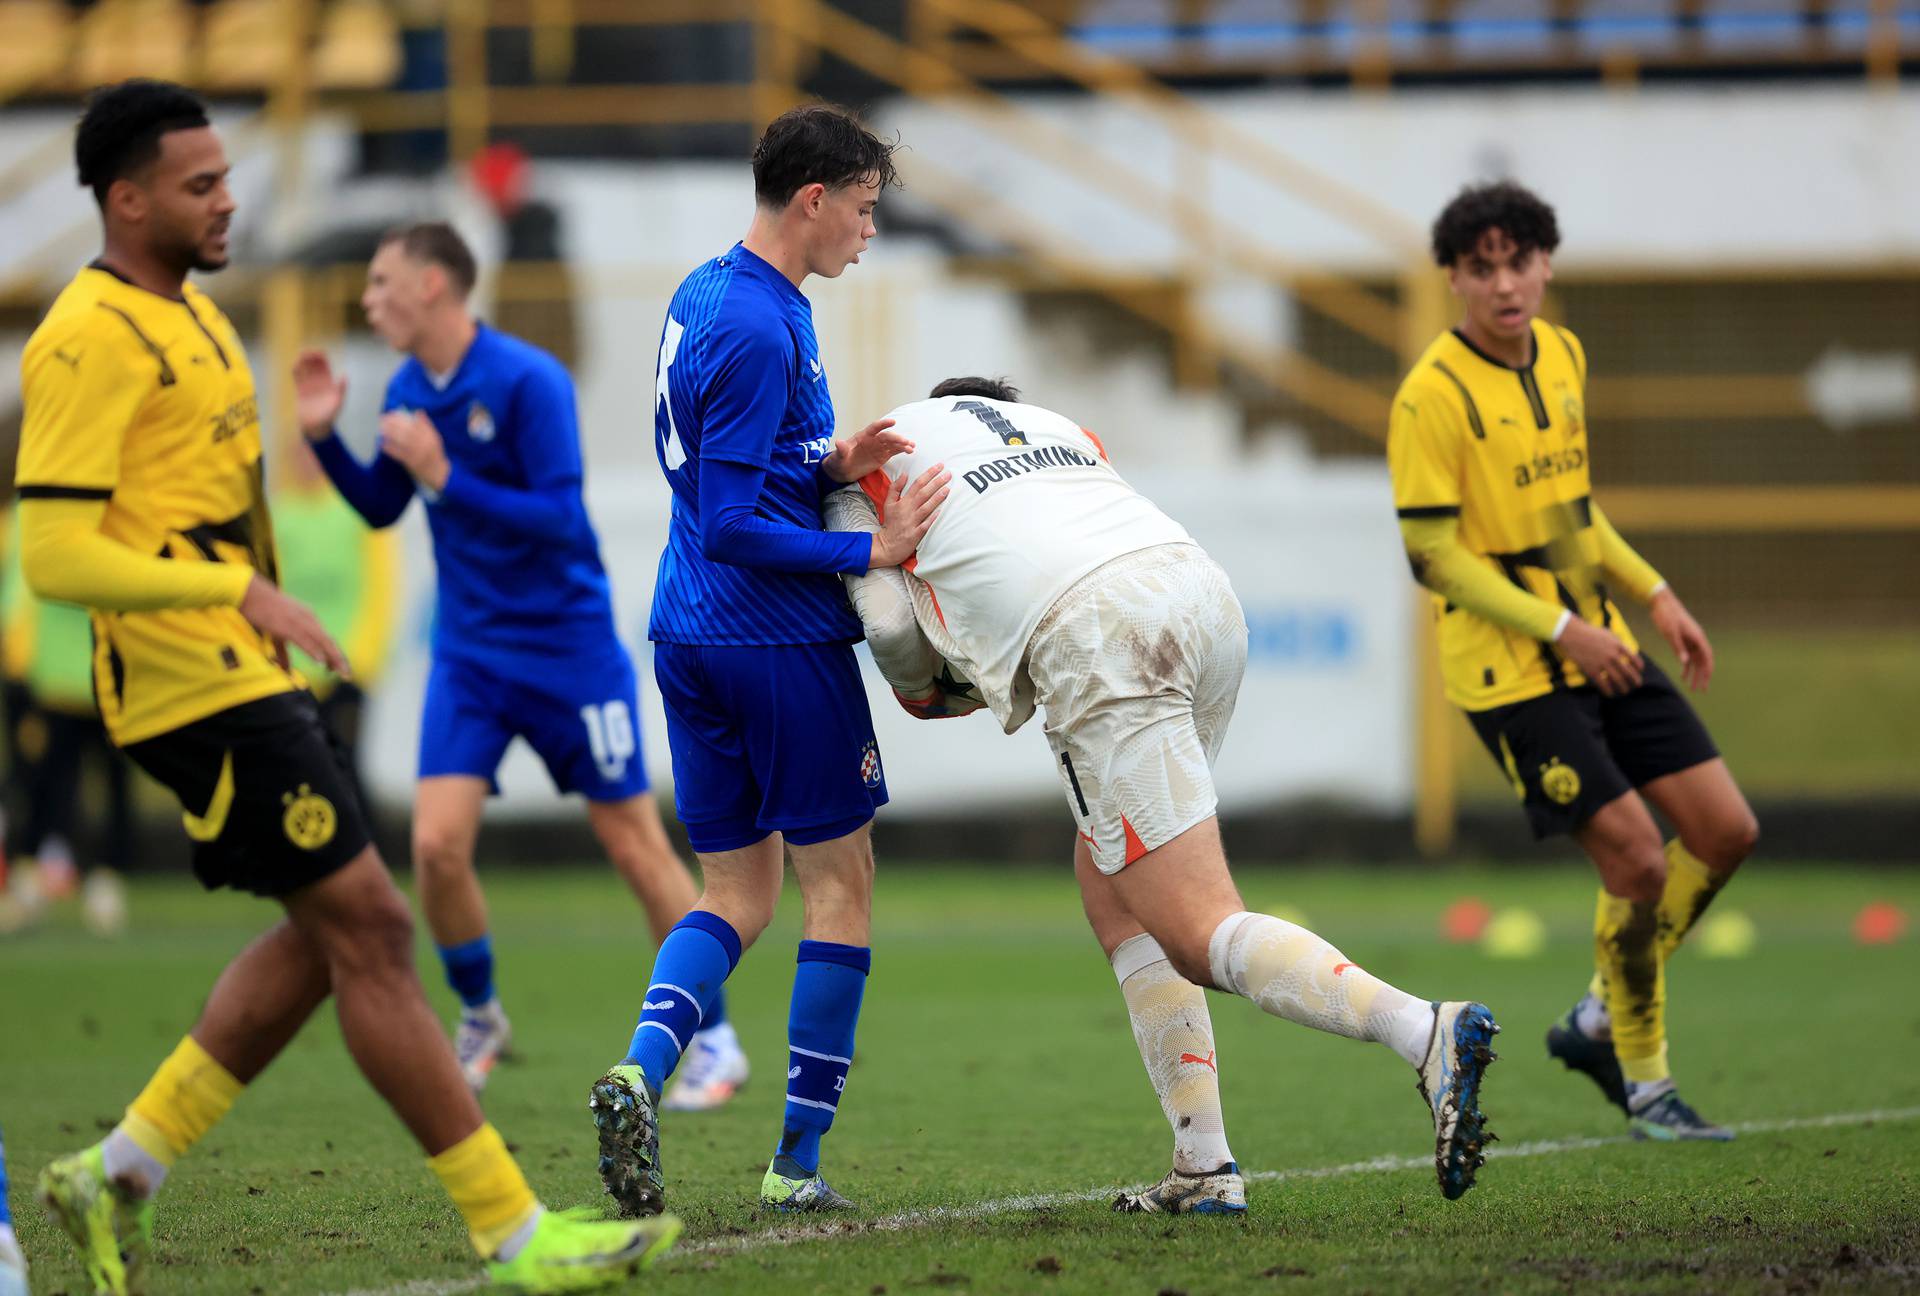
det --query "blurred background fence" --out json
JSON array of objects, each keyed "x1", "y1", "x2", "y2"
[{"x1": 0, "y1": 0, "x2": 1913, "y2": 870}]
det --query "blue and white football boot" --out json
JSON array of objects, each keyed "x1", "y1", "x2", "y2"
[{"x1": 1416, "y1": 1001, "x2": 1499, "y2": 1200}]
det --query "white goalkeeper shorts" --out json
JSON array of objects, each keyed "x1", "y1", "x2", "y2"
[{"x1": 1025, "y1": 543, "x2": 1247, "y2": 875}]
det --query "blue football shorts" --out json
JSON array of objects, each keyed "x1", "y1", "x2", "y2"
[
  {"x1": 652, "y1": 640, "x2": 888, "y2": 854},
  {"x1": 419, "y1": 648, "x2": 651, "y2": 802}
]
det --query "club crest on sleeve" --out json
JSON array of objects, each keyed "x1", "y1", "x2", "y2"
[
  {"x1": 858, "y1": 740, "x2": 883, "y2": 789},
  {"x1": 467, "y1": 401, "x2": 496, "y2": 443}
]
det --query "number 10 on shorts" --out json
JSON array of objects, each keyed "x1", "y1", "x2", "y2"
[{"x1": 580, "y1": 700, "x2": 635, "y2": 782}]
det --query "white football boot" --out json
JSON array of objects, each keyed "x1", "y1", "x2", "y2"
[{"x1": 661, "y1": 1022, "x2": 749, "y2": 1112}]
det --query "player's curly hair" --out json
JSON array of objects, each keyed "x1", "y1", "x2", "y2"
[
  {"x1": 76, "y1": 79, "x2": 210, "y2": 208},
  {"x1": 1429, "y1": 181, "x2": 1560, "y2": 267},
  {"x1": 753, "y1": 104, "x2": 899, "y2": 209},
  {"x1": 930, "y1": 376, "x2": 1020, "y2": 402}
]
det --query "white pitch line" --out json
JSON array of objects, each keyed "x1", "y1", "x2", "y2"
[{"x1": 332, "y1": 1104, "x2": 1920, "y2": 1296}]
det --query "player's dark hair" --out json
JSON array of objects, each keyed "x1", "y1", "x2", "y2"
[
  {"x1": 752, "y1": 104, "x2": 899, "y2": 209},
  {"x1": 930, "y1": 376, "x2": 1020, "y2": 402},
  {"x1": 380, "y1": 221, "x2": 478, "y2": 298},
  {"x1": 1430, "y1": 180, "x2": 1560, "y2": 267},
  {"x1": 75, "y1": 79, "x2": 211, "y2": 208}
]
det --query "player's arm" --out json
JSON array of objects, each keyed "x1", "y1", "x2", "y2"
[
  {"x1": 1387, "y1": 387, "x2": 1565, "y2": 642},
  {"x1": 20, "y1": 332, "x2": 349, "y2": 673},
  {"x1": 404, "y1": 358, "x2": 591, "y2": 541},
  {"x1": 1589, "y1": 500, "x2": 1665, "y2": 602},
  {"x1": 294, "y1": 350, "x2": 415, "y2": 528},
  {"x1": 699, "y1": 318, "x2": 944, "y2": 573},
  {"x1": 824, "y1": 482, "x2": 943, "y2": 706},
  {"x1": 1592, "y1": 500, "x2": 1713, "y2": 690}
]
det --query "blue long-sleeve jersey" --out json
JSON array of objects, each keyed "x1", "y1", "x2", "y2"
[
  {"x1": 311, "y1": 323, "x2": 620, "y2": 670},
  {"x1": 648, "y1": 244, "x2": 870, "y2": 647}
]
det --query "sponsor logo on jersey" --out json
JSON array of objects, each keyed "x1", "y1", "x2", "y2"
[
  {"x1": 468, "y1": 401, "x2": 496, "y2": 443},
  {"x1": 208, "y1": 393, "x2": 258, "y2": 443},
  {"x1": 807, "y1": 357, "x2": 823, "y2": 381},
  {"x1": 1512, "y1": 445, "x2": 1584, "y2": 489},
  {"x1": 961, "y1": 445, "x2": 1099, "y2": 495}
]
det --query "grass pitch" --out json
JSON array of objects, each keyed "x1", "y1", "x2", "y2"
[{"x1": 3, "y1": 860, "x2": 1917, "y2": 1295}]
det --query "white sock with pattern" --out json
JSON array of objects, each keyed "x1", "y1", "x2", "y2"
[
  {"x1": 1112, "y1": 934, "x2": 1234, "y2": 1175},
  {"x1": 1207, "y1": 911, "x2": 1434, "y2": 1067}
]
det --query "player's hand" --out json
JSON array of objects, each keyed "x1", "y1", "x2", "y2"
[
  {"x1": 869, "y1": 464, "x2": 950, "y2": 570},
  {"x1": 1557, "y1": 617, "x2": 1643, "y2": 697},
  {"x1": 823, "y1": 418, "x2": 912, "y2": 484},
  {"x1": 893, "y1": 682, "x2": 985, "y2": 720},
  {"x1": 293, "y1": 349, "x2": 347, "y2": 441},
  {"x1": 239, "y1": 575, "x2": 351, "y2": 680},
  {"x1": 379, "y1": 410, "x2": 450, "y2": 491},
  {"x1": 1649, "y1": 586, "x2": 1714, "y2": 691}
]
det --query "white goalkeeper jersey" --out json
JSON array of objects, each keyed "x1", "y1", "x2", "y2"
[{"x1": 849, "y1": 395, "x2": 1192, "y2": 731}]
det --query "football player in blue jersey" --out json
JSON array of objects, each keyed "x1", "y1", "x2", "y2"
[
  {"x1": 294, "y1": 223, "x2": 748, "y2": 1108},
  {"x1": 590, "y1": 105, "x2": 948, "y2": 1217}
]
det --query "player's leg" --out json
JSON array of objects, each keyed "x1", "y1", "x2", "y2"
[
  {"x1": 533, "y1": 648, "x2": 749, "y2": 1111},
  {"x1": 1550, "y1": 662, "x2": 1741, "y2": 1138},
  {"x1": 744, "y1": 642, "x2": 888, "y2": 1212},
  {"x1": 414, "y1": 776, "x2": 509, "y2": 1092},
  {"x1": 293, "y1": 846, "x2": 680, "y2": 1283},
  {"x1": 1616, "y1": 663, "x2": 1758, "y2": 957},
  {"x1": 589, "y1": 795, "x2": 751, "y2": 1111},
  {"x1": 1079, "y1": 838, "x2": 1242, "y2": 1216},
  {"x1": 593, "y1": 642, "x2": 781, "y2": 1217},
  {"x1": 414, "y1": 656, "x2": 517, "y2": 1092}
]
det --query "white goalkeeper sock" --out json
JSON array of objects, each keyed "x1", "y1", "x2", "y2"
[
  {"x1": 1112, "y1": 934, "x2": 1235, "y2": 1175},
  {"x1": 1207, "y1": 911, "x2": 1435, "y2": 1068}
]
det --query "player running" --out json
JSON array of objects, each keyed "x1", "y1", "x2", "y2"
[
  {"x1": 589, "y1": 104, "x2": 944, "y2": 1218},
  {"x1": 24, "y1": 80, "x2": 675, "y2": 1294},
  {"x1": 827, "y1": 378, "x2": 1500, "y2": 1207},
  {"x1": 295, "y1": 222, "x2": 750, "y2": 1108},
  {"x1": 1388, "y1": 181, "x2": 1757, "y2": 1140}
]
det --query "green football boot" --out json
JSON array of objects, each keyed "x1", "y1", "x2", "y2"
[
  {"x1": 38, "y1": 1144, "x2": 154, "y2": 1296},
  {"x1": 759, "y1": 1158, "x2": 855, "y2": 1213},
  {"x1": 485, "y1": 1207, "x2": 679, "y2": 1293}
]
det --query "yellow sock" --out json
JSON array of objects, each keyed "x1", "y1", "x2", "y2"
[
  {"x1": 121, "y1": 1036, "x2": 244, "y2": 1167},
  {"x1": 1593, "y1": 890, "x2": 1668, "y2": 1084},
  {"x1": 428, "y1": 1123, "x2": 539, "y2": 1258},
  {"x1": 1656, "y1": 839, "x2": 1726, "y2": 959}
]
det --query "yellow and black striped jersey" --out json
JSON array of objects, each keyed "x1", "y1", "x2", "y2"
[
  {"x1": 1387, "y1": 319, "x2": 1640, "y2": 711},
  {"x1": 16, "y1": 264, "x2": 299, "y2": 744}
]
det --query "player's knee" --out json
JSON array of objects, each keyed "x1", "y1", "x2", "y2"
[
  {"x1": 411, "y1": 822, "x2": 474, "y2": 878},
  {"x1": 1612, "y1": 844, "x2": 1668, "y2": 903},
  {"x1": 1697, "y1": 810, "x2": 1759, "y2": 872}
]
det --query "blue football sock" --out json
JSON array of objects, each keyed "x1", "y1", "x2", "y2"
[
  {"x1": 0, "y1": 1125, "x2": 11, "y2": 1226},
  {"x1": 625, "y1": 911, "x2": 742, "y2": 1090},
  {"x1": 702, "y1": 985, "x2": 730, "y2": 1031},
  {"x1": 437, "y1": 934, "x2": 496, "y2": 1010},
  {"x1": 775, "y1": 940, "x2": 870, "y2": 1177}
]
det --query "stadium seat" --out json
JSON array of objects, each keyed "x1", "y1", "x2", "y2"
[
  {"x1": 74, "y1": 0, "x2": 196, "y2": 89},
  {"x1": 1699, "y1": 0, "x2": 1807, "y2": 56},
  {"x1": 315, "y1": 0, "x2": 403, "y2": 91},
  {"x1": 1573, "y1": 0, "x2": 1682, "y2": 59},
  {"x1": 198, "y1": 0, "x2": 303, "y2": 93},
  {"x1": 0, "y1": 0, "x2": 74, "y2": 99},
  {"x1": 1446, "y1": 0, "x2": 1558, "y2": 61}
]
